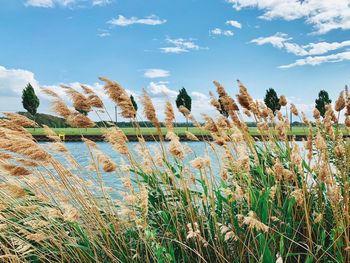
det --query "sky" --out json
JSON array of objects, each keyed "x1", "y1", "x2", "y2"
[{"x1": 0, "y1": 0, "x2": 350, "y2": 122}]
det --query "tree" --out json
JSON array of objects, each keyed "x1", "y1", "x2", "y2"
[
  {"x1": 130, "y1": 95, "x2": 138, "y2": 117},
  {"x1": 22, "y1": 83, "x2": 40, "y2": 117},
  {"x1": 176, "y1": 88, "x2": 192, "y2": 130},
  {"x1": 264, "y1": 88, "x2": 281, "y2": 115},
  {"x1": 218, "y1": 97, "x2": 229, "y2": 118},
  {"x1": 315, "y1": 90, "x2": 332, "y2": 117}
]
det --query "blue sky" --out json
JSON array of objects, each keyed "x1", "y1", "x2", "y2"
[{"x1": 1, "y1": 0, "x2": 350, "y2": 121}]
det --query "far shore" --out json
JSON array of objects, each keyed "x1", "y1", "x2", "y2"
[{"x1": 26, "y1": 127, "x2": 342, "y2": 142}]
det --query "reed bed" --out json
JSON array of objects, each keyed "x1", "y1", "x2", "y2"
[{"x1": 0, "y1": 79, "x2": 349, "y2": 262}]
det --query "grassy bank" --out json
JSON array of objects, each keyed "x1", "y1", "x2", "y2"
[{"x1": 26, "y1": 126, "x2": 320, "y2": 137}]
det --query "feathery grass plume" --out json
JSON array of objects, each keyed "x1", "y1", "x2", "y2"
[
  {"x1": 0, "y1": 152, "x2": 12, "y2": 160},
  {"x1": 290, "y1": 103, "x2": 298, "y2": 116},
  {"x1": 213, "y1": 81, "x2": 239, "y2": 111},
  {"x1": 236, "y1": 79, "x2": 255, "y2": 113},
  {"x1": 140, "y1": 90, "x2": 162, "y2": 134},
  {"x1": 185, "y1": 131, "x2": 199, "y2": 141},
  {"x1": 313, "y1": 108, "x2": 321, "y2": 120},
  {"x1": 61, "y1": 85, "x2": 92, "y2": 113},
  {"x1": 209, "y1": 91, "x2": 222, "y2": 112},
  {"x1": 41, "y1": 87, "x2": 60, "y2": 98},
  {"x1": 51, "y1": 99, "x2": 72, "y2": 118},
  {"x1": 42, "y1": 125, "x2": 62, "y2": 142},
  {"x1": 164, "y1": 101, "x2": 175, "y2": 131},
  {"x1": 0, "y1": 163, "x2": 31, "y2": 176},
  {"x1": 202, "y1": 114, "x2": 219, "y2": 133},
  {"x1": 83, "y1": 138, "x2": 117, "y2": 172},
  {"x1": 191, "y1": 156, "x2": 210, "y2": 169},
  {"x1": 167, "y1": 132, "x2": 185, "y2": 159},
  {"x1": 1, "y1": 133, "x2": 50, "y2": 161},
  {"x1": 65, "y1": 112, "x2": 95, "y2": 128},
  {"x1": 301, "y1": 112, "x2": 310, "y2": 125},
  {"x1": 279, "y1": 95, "x2": 287, "y2": 106},
  {"x1": 178, "y1": 105, "x2": 190, "y2": 117},
  {"x1": 0, "y1": 183, "x2": 27, "y2": 198},
  {"x1": 15, "y1": 158, "x2": 38, "y2": 167},
  {"x1": 3, "y1": 112, "x2": 38, "y2": 128},
  {"x1": 335, "y1": 90, "x2": 346, "y2": 112},
  {"x1": 217, "y1": 116, "x2": 232, "y2": 130},
  {"x1": 102, "y1": 127, "x2": 129, "y2": 155},
  {"x1": 99, "y1": 77, "x2": 136, "y2": 118},
  {"x1": 345, "y1": 86, "x2": 350, "y2": 116},
  {"x1": 243, "y1": 211, "x2": 269, "y2": 233},
  {"x1": 81, "y1": 85, "x2": 104, "y2": 109},
  {"x1": 345, "y1": 116, "x2": 350, "y2": 128}
]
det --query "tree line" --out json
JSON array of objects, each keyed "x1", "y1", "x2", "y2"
[{"x1": 21, "y1": 82, "x2": 337, "y2": 128}]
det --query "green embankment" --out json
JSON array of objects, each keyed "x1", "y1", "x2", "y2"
[{"x1": 27, "y1": 127, "x2": 313, "y2": 136}]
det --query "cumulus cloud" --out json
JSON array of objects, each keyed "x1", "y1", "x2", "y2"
[
  {"x1": 226, "y1": 20, "x2": 242, "y2": 28},
  {"x1": 279, "y1": 51, "x2": 350, "y2": 68},
  {"x1": 108, "y1": 15, "x2": 166, "y2": 26},
  {"x1": 0, "y1": 65, "x2": 39, "y2": 97},
  {"x1": 25, "y1": 0, "x2": 112, "y2": 7},
  {"x1": 191, "y1": 91, "x2": 208, "y2": 101},
  {"x1": 24, "y1": 0, "x2": 54, "y2": 7},
  {"x1": 160, "y1": 37, "x2": 205, "y2": 54},
  {"x1": 97, "y1": 30, "x2": 110, "y2": 37},
  {"x1": 210, "y1": 28, "x2": 234, "y2": 37},
  {"x1": 144, "y1": 69, "x2": 170, "y2": 78},
  {"x1": 251, "y1": 32, "x2": 291, "y2": 49},
  {"x1": 92, "y1": 0, "x2": 111, "y2": 6},
  {"x1": 252, "y1": 33, "x2": 350, "y2": 56},
  {"x1": 24, "y1": 0, "x2": 77, "y2": 8},
  {"x1": 226, "y1": 0, "x2": 350, "y2": 34},
  {"x1": 147, "y1": 81, "x2": 177, "y2": 98},
  {"x1": 251, "y1": 32, "x2": 350, "y2": 67}
]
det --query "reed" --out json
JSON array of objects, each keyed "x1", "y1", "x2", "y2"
[{"x1": 0, "y1": 80, "x2": 349, "y2": 262}]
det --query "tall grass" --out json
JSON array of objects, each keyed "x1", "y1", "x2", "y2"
[{"x1": 0, "y1": 79, "x2": 349, "y2": 262}]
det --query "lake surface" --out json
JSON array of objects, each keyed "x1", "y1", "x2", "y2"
[
  {"x1": 39, "y1": 141, "x2": 224, "y2": 193},
  {"x1": 39, "y1": 141, "x2": 304, "y2": 194}
]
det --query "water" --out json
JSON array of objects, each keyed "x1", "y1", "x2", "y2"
[
  {"x1": 39, "y1": 141, "x2": 304, "y2": 192},
  {"x1": 39, "y1": 141, "x2": 223, "y2": 192}
]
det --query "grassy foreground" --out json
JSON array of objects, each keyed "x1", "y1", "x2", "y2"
[
  {"x1": 26, "y1": 126, "x2": 315, "y2": 137},
  {"x1": 1, "y1": 78, "x2": 349, "y2": 262}
]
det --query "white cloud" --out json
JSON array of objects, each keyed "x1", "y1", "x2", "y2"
[
  {"x1": 92, "y1": 0, "x2": 111, "y2": 6},
  {"x1": 210, "y1": 28, "x2": 234, "y2": 37},
  {"x1": 108, "y1": 15, "x2": 166, "y2": 26},
  {"x1": 251, "y1": 32, "x2": 350, "y2": 67},
  {"x1": 147, "y1": 81, "x2": 177, "y2": 97},
  {"x1": 144, "y1": 69, "x2": 170, "y2": 78},
  {"x1": 252, "y1": 33, "x2": 350, "y2": 56},
  {"x1": 25, "y1": 0, "x2": 112, "y2": 8},
  {"x1": 226, "y1": 0, "x2": 350, "y2": 34},
  {"x1": 251, "y1": 32, "x2": 291, "y2": 49},
  {"x1": 160, "y1": 47, "x2": 188, "y2": 54},
  {"x1": 24, "y1": 0, "x2": 54, "y2": 7},
  {"x1": 226, "y1": 20, "x2": 242, "y2": 28},
  {"x1": 0, "y1": 65, "x2": 39, "y2": 97},
  {"x1": 279, "y1": 51, "x2": 350, "y2": 68},
  {"x1": 160, "y1": 37, "x2": 205, "y2": 54},
  {"x1": 191, "y1": 91, "x2": 208, "y2": 101},
  {"x1": 97, "y1": 32, "x2": 110, "y2": 37}
]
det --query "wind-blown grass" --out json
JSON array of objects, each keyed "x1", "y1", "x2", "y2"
[{"x1": 0, "y1": 79, "x2": 349, "y2": 262}]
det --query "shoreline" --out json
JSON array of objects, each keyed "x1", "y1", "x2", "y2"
[{"x1": 32, "y1": 134, "x2": 313, "y2": 142}]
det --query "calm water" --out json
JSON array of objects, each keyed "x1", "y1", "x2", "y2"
[
  {"x1": 39, "y1": 141, "x2": 304, "y2": 192},
  {"x1": 39, "y1": 141, "x2": 223, "y2": 191}
]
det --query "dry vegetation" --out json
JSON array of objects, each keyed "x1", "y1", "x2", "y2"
[{"x1": 0, "y1": 78, "x2": 349, "y2": 262}]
